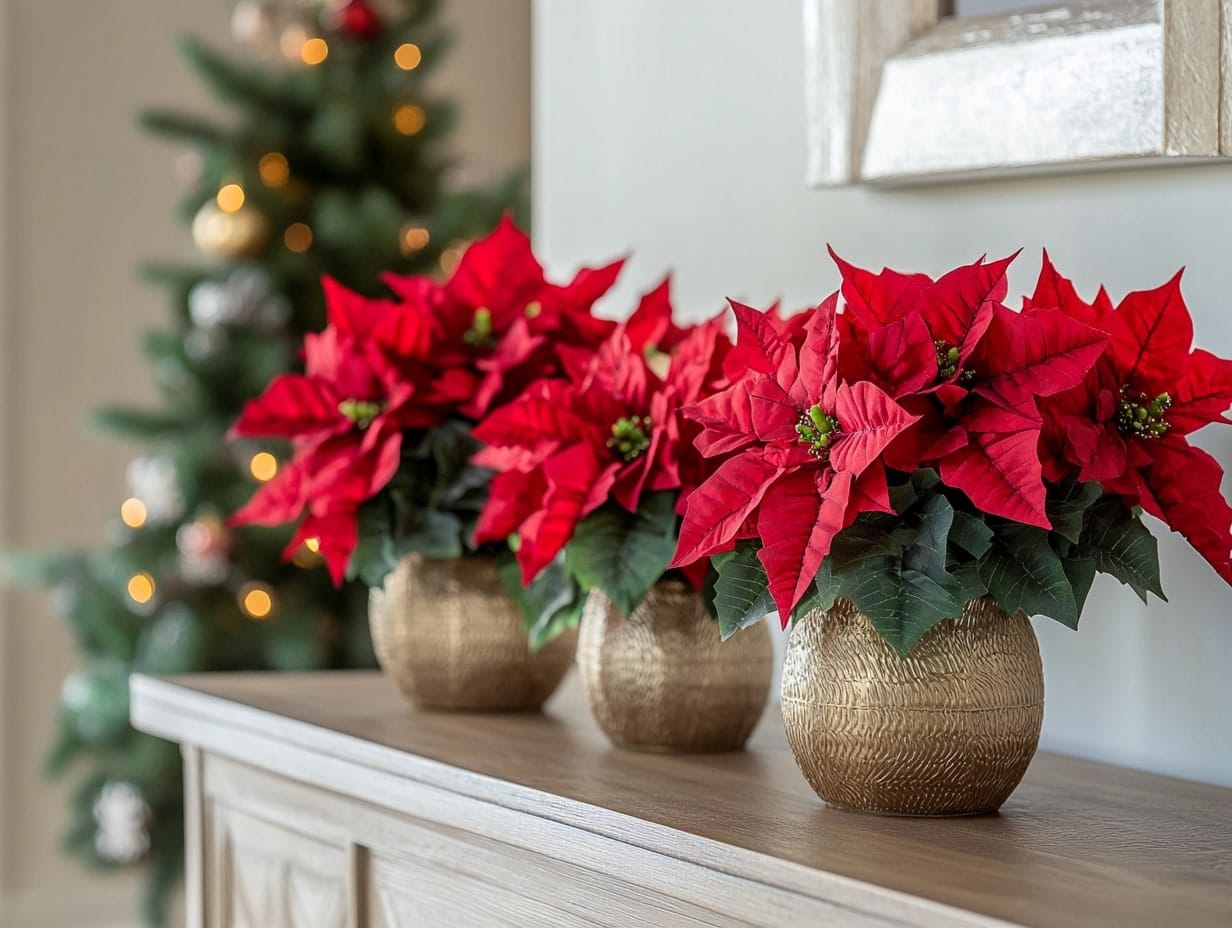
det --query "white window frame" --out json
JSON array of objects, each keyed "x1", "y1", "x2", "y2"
[{"x1": 805, "y1": 0, "x2": 1230, "y2": 185}]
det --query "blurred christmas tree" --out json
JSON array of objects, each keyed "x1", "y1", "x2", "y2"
[{"x1": 10, "y1": 0, "x2": 524, "y2": 923}]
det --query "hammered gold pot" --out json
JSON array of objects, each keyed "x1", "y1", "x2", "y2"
[
  {"x1": 369, "y1": 554, "x2": 576, "y2": 711},
  {"x1": 781, "y1": 597, "x2": 1044, "y2": 816},
  {"x1": 577, "y1": 581, "x2": 773, "y2": 752}
]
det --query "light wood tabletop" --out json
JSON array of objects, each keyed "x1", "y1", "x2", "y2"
[{"x1": 132, "y1": 671, "x2": 1232, "y2": 928}]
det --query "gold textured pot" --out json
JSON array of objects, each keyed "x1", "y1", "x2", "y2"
[
  {"x1": 577, "y1": 580, "x2": 773, "y2": 752},
  {"x1": 369, "y1": 554, "x2": 576, "y2": 711},
  {"x1": 781, "y1": 597, "x2": 1044, "y2": 816}
]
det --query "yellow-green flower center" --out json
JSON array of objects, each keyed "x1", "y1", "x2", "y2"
[
  {"x1": 1116, "y1": 387, "x2": 1172, "y2": 440},
  {"x1": 338, "y1": 399, "x2": 383, "y2": 429},
  {"x1": 608, "y1": 416, "x2": 652, "y2": 461},
  {"x1": 463, "y1": 306, "x2": 494, "y2": 348},
  {"x1": 934, "y1": 339, "x2": 975, "y2": 385},
  {"x1": 796, "y1": 404, "x2": 840, "y2": 459}
]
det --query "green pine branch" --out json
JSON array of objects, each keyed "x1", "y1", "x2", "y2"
[{"x1": 25, "y1": 3, "x2": 527, "y2": 924}]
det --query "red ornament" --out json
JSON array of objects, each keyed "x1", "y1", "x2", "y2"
[{"x1": 338, "y1": 1, "x2": 381, "y2": 40}]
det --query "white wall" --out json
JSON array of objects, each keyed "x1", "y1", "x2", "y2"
[{"x1": 533, "y1": 0, "x2": 1232, "y2": 787}]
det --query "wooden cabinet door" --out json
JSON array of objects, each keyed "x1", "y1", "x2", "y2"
[{"x1": 209, "y1": 803, "x2": 354, "y2": 928}]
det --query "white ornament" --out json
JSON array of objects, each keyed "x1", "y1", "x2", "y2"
[
  {"x1": 93, "y1": 781, "x2": 151, "y2": 865},
  {"x1": 188, "y1": 266, "x2": 291, "y2": 331},
  {"x1": 231, "y1": 0, "x2": 280, "y2": 46},
  {"x1": 177, "y1": 517, "x2": 232, "y2": 586},
  {"x1": 126, "y1": 456, "x2": 184, "y2": 525}
]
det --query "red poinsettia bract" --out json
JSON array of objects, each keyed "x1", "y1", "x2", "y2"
[
  {"x1": 230, "y1": 279, "x2": 444, "y2": 583},
  {"x1": 473, "y1": 284, "x2": 730, "y2": 585},
  {"x1": 1029, "y1": 255, "x2": 1232, "y2": 584},
  {"x1": 672, "y1": 250, "x2": 1114, "y2": 622},
  {"x1": 381, "y1": 216, "x2": 624, "y2": 418},
  {"x1": 671, "y1": 299, "x2": 919, "y2": 619},
  {"x1": 231, "y1": 220, "x2": 626, "y2": 583},
  {"x1": 832, "y1": 250, "x2": 1109, "y2": 529}
]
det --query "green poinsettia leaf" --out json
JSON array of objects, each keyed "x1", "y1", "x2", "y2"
[
  {"x1": 528, "y1": 596, "x2": 585, "y2": 651},
  {"x1": 412, "y1": 419, "x2": 492, "y2": 512},
  {"x1": 979, "y1": 523, "x2": 1078, "y2": 628},
  {"x1": 350, "y1": 502, "x2": 397, "y2": 587},
  {"x1": 911, "y1": 468, "x2": 943, "y2": 493},
  {"x1": 565, "y1": 491, "x2": 678, "y2": 616},
  {"x1": 949, "y1": 510, "x2": 994, "y2": 559},
  {"x1": 1077, "y1": 497, "x2": 1166, "y2": 604},
  {"x1": 794, "y1": 556, "x2": 842, "y2": 620},
  {"x1": 887, "y1": 476, "x2": 920, "y2": 515},
  {"x1": 351, "y1": 503, "x2": 462, "y2": 587},
  {"x1": 831, "y1": 519, "x2": 906, "y2": 560},
  {"x1": 499, "y1": 553, "x2": 583, "y2": 650},
  {"x1": 712, "y1": 544, "x2": 775, "y2": 640},
  {"x1": 838, "y1": 552, "x2": 963, "y2": 658},
  {"x1": 402, "y1": 510, "x2": 463, "y2": 558},
  {"x1": 903, "y1": 493, "x2": 955, "y2": 580},
  {"x1": 1063, "y1": 557, "x2": 1098, "y2": 619},
  {"x1": 951, "y1": 560, "x2": 989, "y2": 602},
  {"x1": 1047, "y1": 480, "x2": 1104, "y2": 546}
]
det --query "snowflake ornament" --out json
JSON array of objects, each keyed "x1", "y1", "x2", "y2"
[{"x1": 93, "y1": 781, "x2": 151, "y2": 865}]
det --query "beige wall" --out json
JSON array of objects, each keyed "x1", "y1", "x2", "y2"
[
  {"x1": 534, "y1": 0, "x2": 1232, "y2": 789},
  {"x1": 0, "y1": 2, "x2": 530, "y2": 926}
]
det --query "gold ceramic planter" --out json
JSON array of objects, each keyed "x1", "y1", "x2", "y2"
[
  {"x1": 369, "y1": 554, "x2": 576, "y2": 711},
  {"x1": 781, "y1": 597, "x2": 1044, "y2": 816},
  {"x1": 577, "y1": 581, "x2": 773, "y2": 752}
]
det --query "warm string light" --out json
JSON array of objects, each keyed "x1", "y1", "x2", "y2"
[
  {"x1": 300, "y1": 37, "x2": 330, "y2": 66},
  {"x1": 238, "y1": 582, "x2": 275, "y2": 620},
  {"x1": 127, "y1": 572, "x2": 156, "y2": 606},
  {"x1": 284, "y1": 223, "x2": 313, "y2": 253},
  {"x1": 249, "y1": 451, "x2": 279, "y2": 482},
  {"x1": 394, "y1": 43, "x2": 422, "y2": 70},
  {"x1": 279, "y1": 24, "x2": 309, "y2": 60},
  {"x1": 400, "y1": 224, "x2": 430, "y2": 255},
  {"x1": 439, "y1": 241, "x2": 466, "y2": 275},
  {"x1": 291, "y1": 536, "x2": 322, "y2": 569},
  {"x1": 258, "y1": 152, "x2": 290, "y2": 188},
  {"x1": 120, "y1": 497, "x2": 148, "y2": 529},
  {"x1": 393, "y1": 104, "x2": 426, "y2": 136},
  {"x1": 216, "y1": 183, "x2": 246, "y2": 214}
]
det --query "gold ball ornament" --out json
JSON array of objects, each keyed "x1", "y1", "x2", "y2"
[{"x1": 191, "y1": 201, "x2": 269, "y2": 260}]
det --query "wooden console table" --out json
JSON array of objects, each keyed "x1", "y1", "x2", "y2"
[{"x1": 130, "y1": 671, "x2": 1232, "y2": 928}]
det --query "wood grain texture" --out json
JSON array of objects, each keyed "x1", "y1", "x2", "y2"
[
  {"x1": 182, "y1": 745, "x2": 206, "y2": 928},
  {"x1": 203, "y1": 753, "x2": 886, "y2": 927},
  {"x1": 1161, "y1": 0, "x2": 1221, "y2": 155},
  {"x1": 804, "y1": 0, "x2": 940, "y2": 185},
  {"x1": 210, "y1": 803, "x2": 351, "y2": 928},
  {"x1": 133, "y1": 671, "x2": 1232, "y2": 928}
]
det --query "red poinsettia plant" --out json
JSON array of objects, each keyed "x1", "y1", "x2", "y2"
[
  {"x1": 229, "y1": 219, "x2": 625, "y2": 586},
  {"x1": 671, "y1": 251, "x2": 1232, "y2": 656},
  {"x1": 470, "y1": 280, "x2": 731, "y2": 644}
]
